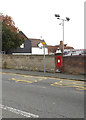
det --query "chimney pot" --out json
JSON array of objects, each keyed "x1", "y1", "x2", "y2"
[{"x1": 60, "y1": 41, "x2": 63, "y2": 45}]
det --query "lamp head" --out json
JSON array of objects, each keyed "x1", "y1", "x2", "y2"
[
  {"x1": 55, "y1": 14, "x2": 60, "y2": 18},
  {"x1": 66, "y1": 17, "x2": 70, "y2": 21}
]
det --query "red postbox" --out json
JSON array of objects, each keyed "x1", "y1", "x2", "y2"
[{"x1": 56, "y1": 56, "x2": 61, "y2": 67}]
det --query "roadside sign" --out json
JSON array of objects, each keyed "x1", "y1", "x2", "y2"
[{"x1": 42, "y1": 42, "x2": 46, "y2": 45}]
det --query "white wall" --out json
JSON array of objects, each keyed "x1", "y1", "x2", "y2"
[{"x1": 32, "y1": 47, "x2": 48, "y2": 55}]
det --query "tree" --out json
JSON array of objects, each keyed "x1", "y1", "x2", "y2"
[{"x1": 0, "y1": 14, "x2": 24, "y2": 53}]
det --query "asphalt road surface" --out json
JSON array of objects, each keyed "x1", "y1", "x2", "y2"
[{"x1": 1, "y1": 70, "x2": 85, "y2": 118}]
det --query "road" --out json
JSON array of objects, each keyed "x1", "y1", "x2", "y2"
[{"x1": 1, "y1": 70, "x2": 85, "y2": 118}]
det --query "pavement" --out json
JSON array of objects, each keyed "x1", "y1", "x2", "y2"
[{"x1": 2, "y1": 68, "x2": 86, "y2": 81}]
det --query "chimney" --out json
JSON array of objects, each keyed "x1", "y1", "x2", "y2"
[{"x1": 60, "y1": 41, "x2": 63, "y2": 45}]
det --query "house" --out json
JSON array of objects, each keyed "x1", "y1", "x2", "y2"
[
  {"x1": 29, "y1": 38, "x2": 48, "y2": 55},
  {"x1": 48, "y1": 46, "x2": 59, "y2": 54},
  {"x1": 9, "y1": 31, "x2": 73, "y2": 55},
  {"x1": 10, "y1": 31, "x2": 32, "y2": 55},
  {"x1": 12, "y1": 36, "x2": 48, "y2": 55},
  {"x1": 48, "y1": 41, "x2": 74, "y2": 54}
]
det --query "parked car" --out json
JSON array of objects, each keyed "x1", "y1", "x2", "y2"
[
  {"x1": 81, "y1": 51, "x2": 86, "y2": 55},
  {"x1": 64, "y1": 50, "x2": 83, "y2": 56}
]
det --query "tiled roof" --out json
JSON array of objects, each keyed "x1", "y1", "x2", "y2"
[
  {"x1": 48, "y1": 46, "x2": 59, "y2": 53},
  {"x1": 64, "y1": 46, "x2": 74, "y2": 49},
  {"x1": 48, "y1": 43, "x2": 74, "y2": 53},
  {"x1": 29, "y1": 38, "x2": 46, "y2": 47}
]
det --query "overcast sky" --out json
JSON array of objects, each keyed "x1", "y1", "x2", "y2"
[{"x1": 0, "y1": 0, "x2": 85, "y2": 49}]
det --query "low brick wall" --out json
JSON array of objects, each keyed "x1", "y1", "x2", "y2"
[
  {"x1": 2, "y1": 54, "x2": 86, "y2": 74},
  {"x1": 63, "y1": 56, "x2": 85, "y2": 74},
  {"x1": 2, "y1": 54, "x2": 56, "y2": 73}
]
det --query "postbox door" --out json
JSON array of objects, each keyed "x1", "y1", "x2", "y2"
[{"x1": 56, "y1": 56, "x2": 61, "y2": 67}]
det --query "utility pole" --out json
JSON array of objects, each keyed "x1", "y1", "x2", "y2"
[{"x1": 55, "y1": 14, "x2": 70, "y2": 53}]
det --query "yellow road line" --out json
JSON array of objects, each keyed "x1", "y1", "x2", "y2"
[
  {"x1": 11, "y1": 78, "x2": 46, "y2": 88},
  {"x1": 1, "y1": 72, "x2": 84, "y2": 82},
  {"x1": 1, "y1": 72, "x2": 49, "y2": 80},
  {"x1": 50, "y1": 81, "x2": 86, "y2": 90},
  {"x1": 15, "y1": 80, "x2": 33, "y2": 83},
  {"x1": 11, "y1": 78, "x2": 33, "y2": 83},
  {"x1": 1, "y1": 72, "x2": 34, "y2": 77},
  {"x1": 1, "y1": 72, "x2": 85, "y2": 90}
]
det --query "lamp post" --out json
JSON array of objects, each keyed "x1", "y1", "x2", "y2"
[
  {"x1": 42, "y1": 42, "x2": 46, "y2": 73},
  {"x1": 55, "y1": 14, "x2": 70, "y2": 53}
]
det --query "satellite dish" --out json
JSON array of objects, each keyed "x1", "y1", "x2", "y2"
[{"x1": 38, "y1": 43, "x2": 43, "y2": 49}]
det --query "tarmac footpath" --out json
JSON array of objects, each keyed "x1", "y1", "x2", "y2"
[{"x1": 2, "y1": 68, "x2": 86, "y2": 82}]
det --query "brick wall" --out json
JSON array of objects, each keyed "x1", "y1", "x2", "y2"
[
  {"x1": 63, "y1": 56, "x2": 85, "y2": 74},
  {"x1": 2, "y1": 54, "x2": 56, "y2": 73},
  {"x1": 2, "y1": 54, "x2": 86, "y2": 74}
]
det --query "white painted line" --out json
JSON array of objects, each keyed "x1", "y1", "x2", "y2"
[{"x1": 0, "y1": 104, "x2": 39, "y2": 118}]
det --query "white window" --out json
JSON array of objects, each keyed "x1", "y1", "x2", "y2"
[{"x1": 20, "y1": 44, "x2": 24, "y2": 48}]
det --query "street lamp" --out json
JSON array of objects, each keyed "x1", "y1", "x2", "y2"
[
  {"x1": 55, "y1": 14, "x2": 70, "y2": 53},
  {"x1": 42, "y1": 42, "x2": 46, "y2": 73}
]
